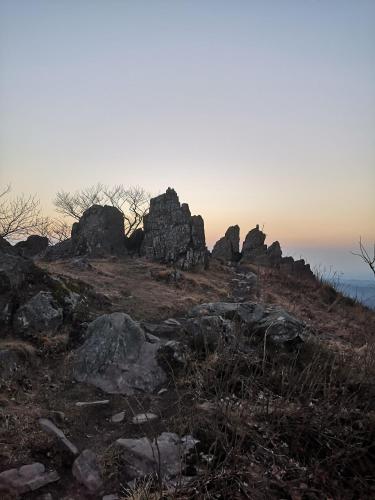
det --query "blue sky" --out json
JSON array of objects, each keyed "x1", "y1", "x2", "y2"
[{"x1": 1, "y1": 1, "x2": 374, "y2": 278}]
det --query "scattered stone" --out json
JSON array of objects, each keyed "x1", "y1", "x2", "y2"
[
  {"x1": 70, "y1": 257, "x2": 93, "y2": 271},
  {"x1": 75, "y1": 400, "x2": 110, "y2": 407},
  {"x1": 0, "y1": 463, "x2": 59, "y2": 496},
  {"x1": 158, "y1": 388, "x2": 168, "y2": 395},
  {"x1": 116, "y1": 432, "x2": 198, "y2": 481},
  {"x1": 14, "y1": 235, "x2": 48, "y2": 258},
  {"x1": 73, "y1": 313, "x2": 167, "y2": 394},
  {"x1": 111, "y1": 411, "x2": 125, "y2": 423},
  {"x1": 132, "y1": 412, "x2": 158, "y2": 424},
  {"x1": 13, "y1": 291, "x2": 63, "y2": 335},
  {"x1": 102, "y1": 495, "x2": 119, "y2": 500},
  {"x1": 39, "y1": 418, "x2": 79, "y2": 456},
  {"x1": 141, "y1": 188, "x2": 207, "y2": 270},
  {"x1": 72, "y1": 449, "x2": 103, "y2": 494},
  {"x1": 71, "y1": 205, "x2": 126, "y2": 257},
  {"x1": 212, "y1": 225, "x2": 240, "y2": 262}
]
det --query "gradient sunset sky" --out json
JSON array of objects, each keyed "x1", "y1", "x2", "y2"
[{"x1": 1, "y1": 1, "x2": 374, "y2": 278}]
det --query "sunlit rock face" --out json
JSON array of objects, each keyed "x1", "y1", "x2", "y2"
[
  {"x1": 141, "y1": 188, "x2": 207, "y2": 270},
  {"x1": 71, "y1": 205, "x2": 126, "y2": 257},
  {"x1": 212, "y1": 225, "x2": 240, "y2": 262}
]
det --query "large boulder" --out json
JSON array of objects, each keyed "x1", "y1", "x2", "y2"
[
  {"x1": 13, "y1": 291, "x2": 63, "y2": 336},
  {"x1": 184, "y1": 315, "x2": 234, "y2": 353},
  {"x1": 0, "y1": 236, "x2": 16, "y2": 255},
  {"x1": 73, "y1": 313, "x2": 167, "y2": 394},
  {"x1": 124, "y1": 228, "x2": 144, "y2": 255},
  {"x1": 43, "y1": 239, "x2": 72, "y2": 260},
  {"x1": 14, "y1": 235, "x2": 48, "y2": 258},
  {"x1": 212, "y1": 225, "x2": 240, "y2": 262},
  {"x1": 71, "y1": 205, "x2": 126, "y2": 257},
  {"x1": 141, "y1": 188, "x2": 207, "y2": 270}
]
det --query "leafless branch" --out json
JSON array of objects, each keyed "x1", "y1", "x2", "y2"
[
  {"x1": 351, "y1": 237, "x2": 375, "y2": 278},
  {"x1": 54, "y1": 184, "x2": 150, "y2": 236},
  {"x1": 0, "y1": 187, "x2": 47, "y2": 240}
]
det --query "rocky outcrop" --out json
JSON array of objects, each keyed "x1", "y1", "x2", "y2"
[
  {"x1": 73, "y1": 312, "x2": 167, "y2": 394},
  {"x1": 188, "y1": 301, "x2": 309, "y2": 347},
  {"x1": 14, "y1": 235, "x2": 48, "y2": 258},
  {"x1": 141, "y1": 188, "x2": 207, "y2": 270},
  {"x1": 212, "y1": 225, "x2": 240, "y2": 262},
  {"x1": 71, "y1": 205, "x2": 126, "y2": 257},
  {"x1": 241, "y1": 225, "x2": 267, "y2": 262},
  {"x1": 240, "y1": 225, "x2": 314, "y2": 278},
  {"x1": 13, "y1": 291, "x2": 63, "y2": 336}
]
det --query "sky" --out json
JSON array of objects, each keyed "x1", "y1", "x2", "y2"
[{"x1": 0, "y1": 1, "x2": 374, "y2": 279}]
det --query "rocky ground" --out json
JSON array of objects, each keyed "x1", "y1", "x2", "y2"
[{"x1": 1, "y1": 252, "x2": 375, "y2": 499}]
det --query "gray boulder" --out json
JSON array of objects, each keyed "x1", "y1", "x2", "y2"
[
  {"x1": 212, "y1": 225, "x2": 240, "y2": 262},
  {"x1": 116, "y1": 432, "x2": 198, "y2": 482},
  {"x1": 0, "y1": 463, "x2": 59, "y2": 496},
  {"x1": 13, "y1": 291, "x2": 63, "y2": 335},
  {"x1": 73, "y1": 313, "x2": 167, "y2": 394},
  {"x1": 141, "y1": 188, "x2": 207, "y2": 270},
  {"x1": 71, "y1": 205, "x2": 125, "y2": 257}
]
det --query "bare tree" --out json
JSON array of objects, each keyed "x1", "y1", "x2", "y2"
[
  {"x1": 0, "y1": 186, "x2": 47, "y2": 240},
  {"x1": 54, "y1": 184, "x2": 150, "y2": 236},
  {"x1": 352, "y1": 237, "x2": 375, "y2": 278}
]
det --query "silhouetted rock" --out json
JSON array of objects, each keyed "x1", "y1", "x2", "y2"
[
  {"x1": 141, "y1": 188, "x2": 207, "y2": 270},
  {"x1": 212, "y1": 225, "x2": 240, "y2": 262},
  {"x1": 266, "y1": 241, "x2": 282, "y2": 265},
  {"x1": 14, "y1": 235, "x2": 48, "y2": 258},
  {"x1": 241, "y1": 225, "x2": 267, "y2": 261},
  {"x1": 73, "y1": 312, "x2": 167, "y2": 394},
  {"x1": 43, "y1": 239, "x2": 72, "y2": 260},
  {"x1": 71, "y1": 205, "x2": 126, "y2": 257}
]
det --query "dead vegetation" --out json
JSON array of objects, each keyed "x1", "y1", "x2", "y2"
[{"x1": 1, "y1": 256, "x2": 375, "y2": 498}]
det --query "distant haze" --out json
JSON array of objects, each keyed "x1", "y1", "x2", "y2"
[{"x1": 1, "y1": 1, "x2": 374, "y2": 279}]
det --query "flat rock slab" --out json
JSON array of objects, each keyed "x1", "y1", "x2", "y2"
[
  {"x1": 0, "y1": 463, "x2": 59, "y2": 495},
  {"x1": 39, "y1": 418, "x2": 79, "y2": 456},
  {"x1": 116, "y1": 432, "x2": 198, "y2": 481}
]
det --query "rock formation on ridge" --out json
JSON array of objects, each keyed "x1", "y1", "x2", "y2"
[
  {"x1": 212, "y1": 225, "x2": 240, "y2": 262},
  {"x1": 141, "y1": 188, "x2": 207, "y2": 270}
]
